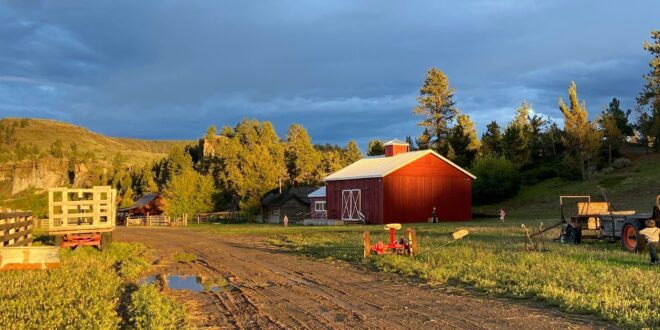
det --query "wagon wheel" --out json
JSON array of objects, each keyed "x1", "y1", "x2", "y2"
[
  {"x1": 563, "y1": 226, "x2": 581, "y2": 244},
  {"x1": 620, "y1": 221, "x2": 645, "y2": 252}
]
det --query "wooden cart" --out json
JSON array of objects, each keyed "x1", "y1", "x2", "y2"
[{"x1": 48, "y1": 186, "x2": 117, "y2": 251}]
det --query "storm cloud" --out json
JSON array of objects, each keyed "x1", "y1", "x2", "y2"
[{"x1": 0, "y1": 0, "x2": 657, "y2": 146}]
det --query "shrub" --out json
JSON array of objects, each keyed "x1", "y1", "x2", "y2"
[
  {"x1": 557, "y1": 157, "x2": 582, "y2": 181},
  {"x1": 521, "y1": 166, "x2": 557, "y2": 185},
  {"x1": 612, "y1": 157, "x2": 632, "y2": 169},
  {"x1": 471, "y1": 157, "x2": 520, "y2": 205},
  {"x1": 127, "y1": 284, "x2": 187, "y2": 330}
]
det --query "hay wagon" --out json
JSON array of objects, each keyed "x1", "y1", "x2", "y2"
[
  {"x1": 48, "y1": 186, "x2": 117, "y2": 251},
  {"x1": 559, "y1": 195, "x2": 660, "y2": 251}
]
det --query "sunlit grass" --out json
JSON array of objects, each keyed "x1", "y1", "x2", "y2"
[
  {"x1": 194, "y1": 222, "x2": 659, "y2": 328},
  {"x1": 0, "y1": 243, "x2": 187, "y2": 329}
]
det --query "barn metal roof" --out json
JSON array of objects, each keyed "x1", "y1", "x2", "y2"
[
  {"x1": 324, "y1": 150, "x2": 476, "y2": 181},
  {"x1": 308, "y1": 186, "x2": 326, "y2": 198}
]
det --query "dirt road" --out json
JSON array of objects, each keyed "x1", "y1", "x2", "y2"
[{"x1": 115, "y1": 227, "x2": 607, "y2": 330}]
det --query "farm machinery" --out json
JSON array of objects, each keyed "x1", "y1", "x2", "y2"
[
  {"x1": 557, "y1": 194, "x2": 660, "y2": 252},
  {"x1": 48, "y1": 187, "x2": 117, "y2": 251},
  {"x1": 363, "y1": 224, "x2": 418, "y2": 258},
  {"x1": 362, "y1": 223, "x2": 470, "y2": 258}
]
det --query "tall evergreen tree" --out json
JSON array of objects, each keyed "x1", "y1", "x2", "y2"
[
  {"x1": 600, "y1": 114, "x2": 623, "y2": 167},
  {"x1": 602, "y1": 98, "x2": 632, "y2": 136},
  {"x1": 449, "y1": 114, "x2": 481, "y2": 167},
  {"x1": 405, "y1": 136, "x2": 417, "y2": 151},
  {"x1": 480, "y1": 121, "x2": 504, "y2": 157},
  {"x1": 502, "y1": 102, "x2": 532, "y2": 164},
  {"x1": 367, "y1": 140, "x2": 385, "y2": 156},
  {"x1": 637, "y1": 31, "x2": 660, "y2": 151},
  {"x1": 415, "y1": 128, "x2": 431, "y2": 150},
  {"x1": 559, "y1": 81, "x2": 602, "y2": 180},
  {"x1": 413, "y1": 68, "x2": 459, "y2": 156}
]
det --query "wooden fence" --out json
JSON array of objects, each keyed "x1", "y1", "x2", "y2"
[
  {"x1": 195, "y1": 211, "x2": 246, "y2": 224},
  {"x1": 0, "y1": 210, "x2": 33, "y2": 247},
  {"x1": 125, "y1": 214, "x2": 188, "y2": 227}
]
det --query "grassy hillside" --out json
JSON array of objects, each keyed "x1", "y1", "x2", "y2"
[
  {"x1": 0, "y1": 117, "x2": 191, "y2": 164},
  {"x1": 474, "y1": 150, "x2": 660, "y2": 221}
]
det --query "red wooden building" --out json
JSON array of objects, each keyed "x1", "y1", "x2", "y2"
[{"x1": 324, "y1": 140, "x2": 476, "y2": 224}]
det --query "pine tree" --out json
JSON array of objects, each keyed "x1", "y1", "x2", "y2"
[
  {"x1": 502, "y1": 102, "x2": 532, "y2": 164},
  {"x1": 367, "y1": 140, "x2": 385, "y2": 156},
  {"x1": 603, "y1": 98, "x2": 632, "y2": 136},
  {"x1": 600, "y1": 114, "x2": 623, "y2": 167},
  {"x1": 405, "y1": 136, "x2": 416, "y2": 151},
  {"x1": 342, "y1": 140, "x2": 362, "y2": 165},
  {"x1": 413, "y1": 68, "x2": 459, "y2": 156},
  {"x1": 415, "y1": 128, "x2": 431, "y2": 151},
  {"x1": 449, "y1": 114, "x2": 481, "y2": 167},
  {"x1": 480, "y1": 121, "x2": 504, "y2": 157},
  {"x1": 637, "y1": 30, "x2": 660, "y2": 151},
  {"x1": 559, "y1": 81, "x2": 602, "y2": 180}
]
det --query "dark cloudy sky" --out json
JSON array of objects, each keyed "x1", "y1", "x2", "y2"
[{"x1": 0, "y1": 1, "x2": 658, "y2": 147}]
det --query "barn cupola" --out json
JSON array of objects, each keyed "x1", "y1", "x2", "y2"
[{"x1": 383, "y1": 139, "x2": 409, "y2": 157}]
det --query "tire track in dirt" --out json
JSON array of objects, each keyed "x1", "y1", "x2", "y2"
[{"x1": 116, "y1": 227, "x2": 612, "y2": 330}]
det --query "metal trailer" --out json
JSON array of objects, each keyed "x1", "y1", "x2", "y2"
[
  {"x1": 559, "y1": 195, "x2": 660, "y2": 252},
  {"x1": 48, "y1": 186, "x2": 117, "y2": 251}
]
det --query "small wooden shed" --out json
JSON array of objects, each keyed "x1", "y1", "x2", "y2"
[
  {"x1": 308, "y1": 187, "x2": 327, "y2": 219},
  {"x1": 324, "y1": 139, "x2": 476, "y2": 224},
  {"x1": 261, "y1": 186, "x2": 318, "y2": 223},
  {"x1": 118, "y1": 193, "x2": 166, "y2": 218}
]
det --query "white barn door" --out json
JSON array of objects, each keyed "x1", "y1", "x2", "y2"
[{"x1": 341, "y1": 189, "x2": 361, "y2": 220}]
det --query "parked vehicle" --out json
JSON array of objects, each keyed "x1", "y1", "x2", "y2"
[{"x1": 559, "y1": 195, "x2": 660, "y2": 252}]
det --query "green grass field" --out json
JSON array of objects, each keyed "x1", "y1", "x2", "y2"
[
  {"x1": 0, "y1": 243, "x2": 187, "y2": 329},
  {"x1": 475, "y1": 151, "x2": 660, "y2": 220},
  {"x1": 194, "y1": 221, "x2": 660, "y2": 328}
]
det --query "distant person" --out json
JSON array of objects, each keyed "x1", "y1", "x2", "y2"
[
  {"x1": 432, "y1": 207, "x2": 438, "y2": 223},
  {"x1": 499, "y1": 209, "x2": 506, "y2": 223},
  {"x1": 283, "y1": 215, "x2": 289, "y2": 227},
  {"x1": 639, "y1": 219, "x2": 659, "y2": 265}
]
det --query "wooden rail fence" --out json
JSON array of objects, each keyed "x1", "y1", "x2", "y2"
[
  {"x1": 125, "y1": 214, "x2": 188, "y2": 227},
  {"x1": 0, "y1": 210, "x2": 33, "y2": 247}
]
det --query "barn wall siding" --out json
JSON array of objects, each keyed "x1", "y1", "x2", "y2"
[
  {"x1": 309, "y1": 197, "x2": 327, "y2": 219},
  {"x1": 326, "y1": 179, "x2": 383, "y2": 224},
  {"x1": 383, "y1": 153, "x2": 472, "y2": 222}
]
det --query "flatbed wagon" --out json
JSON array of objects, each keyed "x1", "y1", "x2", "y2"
[
  {"x1": 48, "y1": 186, "x2": 117, "y2": 250},
  {"x1": 559, "y1": 195, "x2": 660, "y2": 251}
]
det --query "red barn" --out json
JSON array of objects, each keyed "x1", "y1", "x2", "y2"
[{"x1": 324, "y1": 140, "x2": 475, "y2": 224}]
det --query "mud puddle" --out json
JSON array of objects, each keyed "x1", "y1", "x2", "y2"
[{"x1": 139, "y1": 274, "x2": 236, "y2": 293}]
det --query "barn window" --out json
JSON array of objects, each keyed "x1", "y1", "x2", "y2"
[{"x1": 315, "y1": 201, "x2": 326, "y2": 211}]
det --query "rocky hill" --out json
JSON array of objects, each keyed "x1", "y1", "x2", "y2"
[{"x1": 0, "y1": 118, "x2": 191, "y2": 196}]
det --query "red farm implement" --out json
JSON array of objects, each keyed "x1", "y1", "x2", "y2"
[{"x1": 363, "y1": 223, "x2": 418, "y2": 258}]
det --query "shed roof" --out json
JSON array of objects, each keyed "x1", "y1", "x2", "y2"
[
  {"x1": 262, "y1": 186, "x2": 318, "y2": 207},
  {"x1": 308, "y1": 186, "x2": 326, "y2": 198},
  {"x1": 119, "y1": 193, "x2": 161, "y2": 211},
  {"x1": 324, "y1": 150, "x2": 476, "y2": 181},
  {"x1": 384, "y1": 139, "x2": 408, "y2": 146}
]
